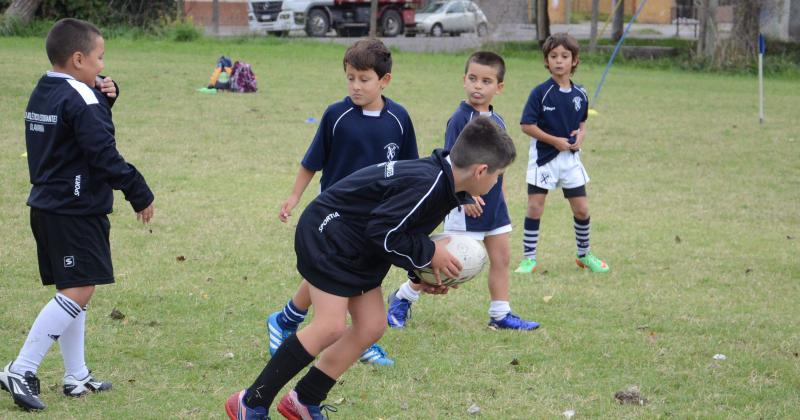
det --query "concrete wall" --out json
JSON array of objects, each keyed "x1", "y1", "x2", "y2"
[
  {"x1": 550, "y1": 0, "x2": 674, "y2": 25},
  {"x1": 473, "y1": 0, "x2": 533, "y2": 24}
]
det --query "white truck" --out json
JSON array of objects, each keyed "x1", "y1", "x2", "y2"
[{"x1": 247, "y1": 0, "x2": 420, "y2": 37}]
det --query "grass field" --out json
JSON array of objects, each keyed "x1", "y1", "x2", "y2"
[{"x1": 0, "y1": 36, "x2": 798, "y2": 418}]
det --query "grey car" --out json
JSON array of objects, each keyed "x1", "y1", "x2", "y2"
[{"x1": 414, "y1": 1, "x2": 489, "y2": 37}]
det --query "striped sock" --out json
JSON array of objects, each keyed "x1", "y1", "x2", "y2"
[
  {"x1": 12, "y1": 294, "x2": 81, "y2": 375},
  {"x1": 278, "y1": 299, "x2": 307, "y2": 330},
  {"x1": 523, "y1": 218, "x2": 540, "y2": 259},
  {"x1": 575, "y1": 216, "x2": 590, "y2": 257}
]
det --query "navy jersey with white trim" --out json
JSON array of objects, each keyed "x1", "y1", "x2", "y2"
[
  {"x1": 308, "y1": 149, "x2": 471, "y2": 274},
  {"x1": 520, "y1": 78, "x2": 589, "y2": 166},
  {"x1": 302, "y1": 95, "x2": 418, "y2": 191},
  {"x1": 24, "y1": 73, "x2": 153, "y2": 215},
  {"x1": 444, "y1": 101, "x2": 510, "y2": 231}
]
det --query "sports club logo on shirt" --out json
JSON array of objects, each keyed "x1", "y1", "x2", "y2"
[
  {"x1": 384, "y1": 143, "x2": 399, "y2": 161},
  {"x1": 64, "y1": 256, "x2": 75, "y2": 268},
  {"x1": 573, "y1": 97, "x2": 582, "y2": 111}
]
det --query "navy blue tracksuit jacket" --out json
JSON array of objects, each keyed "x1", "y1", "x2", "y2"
[
  {"x1": 295, "y1": 149, "x2": 472, "y2": 296},
  {"x1": 25, "y1": 72, "x2": 153, "y2": 216}
]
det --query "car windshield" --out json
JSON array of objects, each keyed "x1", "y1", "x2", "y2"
[{"x1": 419, "y1": 2, "x2": 446, "y2": 13}]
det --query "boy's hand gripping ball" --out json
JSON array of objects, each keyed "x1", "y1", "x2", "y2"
[{"x1": 414, "y1": 234, "x2": 488, "y2": 287}]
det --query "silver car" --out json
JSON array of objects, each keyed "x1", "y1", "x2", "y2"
[{"x1": 414, "y1": 1, "x2": 489, "y2": 37}]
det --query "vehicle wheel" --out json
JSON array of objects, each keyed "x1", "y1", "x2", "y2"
[
  {"x1": 305, "y1": 9, "x2": 330, "y2": 37},
  {"x1": 431, "y1": 23, "x2": 444, "y2": 37},
  {"x1": 381, "y1": 8, "x2": 403, "y2": 37},
  {"x1": 477, "y1": 23, "x2": 488, "y2": 37}
]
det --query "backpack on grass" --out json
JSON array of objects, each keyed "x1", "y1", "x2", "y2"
[{"x1": 230, "y1": 61, "x2": 257, "y2": 93}]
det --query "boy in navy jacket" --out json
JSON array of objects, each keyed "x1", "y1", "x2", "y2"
[
  {"x1": 387, "y1": 52, "x2": 539, "y2": 331},
  {"x1": 0, "y1": 18, "x2": 154, "y2": 412},
  {"x1": 226, "y1": 117, "x2": 516, "y2": 420},
  {"x1": 268, "y1": 38, "x2": 418, "y2": 366}
]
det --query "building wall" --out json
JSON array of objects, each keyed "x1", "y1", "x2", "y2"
[
  {"x1": 473, "y1": 0, "x2": 533, "y2": 24},
  {"x1": 184, "y1": 0, "x2": 249, "y2": 27},
  {"x1": 550, "y1": 0, "x2": 674, "y2": 25}
]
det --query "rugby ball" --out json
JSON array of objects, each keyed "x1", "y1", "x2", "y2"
[{"x1": 414, "y1": 234, "x2": 488, "y2": 286}]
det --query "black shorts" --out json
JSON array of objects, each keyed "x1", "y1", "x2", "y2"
[
  {"x1": 527, "y1": 183, "x2": 587, "y2": 198},
  {"x1": 30, "y1": 208, "x2": 114, "y2": 289},
  {"x1": 295, "y1": 205, "x2": 388, "y2": 297}
]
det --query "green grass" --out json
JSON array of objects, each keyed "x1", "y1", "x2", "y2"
[{"x1": 1, "y1": 36, "x2": 799, "y2": 418}]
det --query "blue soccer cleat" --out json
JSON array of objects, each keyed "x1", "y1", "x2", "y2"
[
  {"x1": 386, "y1": 288, "x2": 412, "y2": 329},
  {"x1": 359, "y1": 344, "x2": 394, "y2": 366},
  {"x1": 225, "y1": 389, "x2": 270, "y2": 420},
  {"x1": 267, "y1": 311, "x2": 296, "y2": 356},
  {"x1": 488, "y1": 312, "x2": 540, "y2": 331}
]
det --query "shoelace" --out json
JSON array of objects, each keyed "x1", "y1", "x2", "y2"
[
  {"x1": 394, "y1": 301, "x2": 412, "y2": 321},
  {"x1": 319, "y1": 404, "x2": 337, "y2": 418},
  {"x1": 24, "y1": 373, "x2": 40, "y2": 395}
]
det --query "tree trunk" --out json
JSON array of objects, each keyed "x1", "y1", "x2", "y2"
[
  {"x1": 212, "y1": 0, "x2": 219, "y2": 35},
  {"x1": 3, "y1": 0, "x2": 41, "y2": 24},
  {"x1": 536, "y1": 0, "x2": 550, "y2": 46},
  {"x1": 716, "y1": 0, "x2": 761, "y2": 67},
  {"x1": 611, "y1": 0, "x2": 624, "y2": 42},
  {"x1": 589, "y1": 0, "x2": 600, "y2": 52},
  {"x1": 369, "y1": 0, "x2": 378, "y2": 37},
  {"x1": 696, "y1": 0, "x2": 718, "y2": 59}
]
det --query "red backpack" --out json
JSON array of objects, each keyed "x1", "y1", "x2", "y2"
[{"x1": 230, "y1": 61, "x2": 257, "y2": 93}]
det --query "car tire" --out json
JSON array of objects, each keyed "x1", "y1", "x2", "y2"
[
  {"x1": 381, "y1": 8, "x2": 403, "y2": 37},
  {"x1": 431, "y1": 23, "x2": 444, "y2": 37},
  {"x1": 305, "y1": 8, "x2": 330, "y2": 37}
]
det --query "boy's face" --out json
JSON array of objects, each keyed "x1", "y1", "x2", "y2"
[
  {"x1": 545, "y1": 45, "x2": 577, "y2": 77},
  {"x1": 463, "y1": 62, "x2": 503, "y2": 112},
  {"x1": 73, "y1": 35, "x2": 105, "y2": 86},
  {"x1": 467, "y1": 164, "x2": 503, "y2": 196},
  {"x1": 345, "y1": 64, "x2": 390, "y2": 111}
]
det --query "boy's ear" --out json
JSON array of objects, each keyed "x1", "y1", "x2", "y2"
[
  {"x1": 474, "y1": 163, "x2": 489, "y2": 177},
  {"x1": 380, "y1": 73, "x2": 392, "y2": 88},
  {"x1": 497, "y1": 81, "x2": 505, "y2": 94},
  {"x1": 72, "y1": 51, "x2": 87, "y2": 70}
]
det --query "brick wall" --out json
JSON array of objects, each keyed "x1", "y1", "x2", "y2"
[{"x1": 184, "y1": 0, "x2": 249, "y2": 27}]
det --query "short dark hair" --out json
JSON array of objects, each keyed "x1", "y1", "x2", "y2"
[
  {"x1": 465, "y1": 51, "x2": 506, "y2": 82},
  {"x1": 46, "y1": 18, "x2": 102, "y2": 67},
  {"x1": 542, "y1": 33, "x2": 581, "y2": 74},
  {"x1": 449, "y1": 116, "x2": 516, "y2": 173},
  {"x1": 343, "y1": 38, "x2": 392, "y2": 78}
]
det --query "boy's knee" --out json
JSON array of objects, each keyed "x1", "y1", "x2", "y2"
[
  {"x1": 573, "y1": 208, "x2": 589, "y2": 220},
  {"x1": 489, "y1": 247, "x2": 511, "y2": 269},
  {"x1": 358, "y1": 319, "x2": 386, "y2": 343},
  {"x1": 526, "y1": 202, "x2": 544, "y2": 218}
]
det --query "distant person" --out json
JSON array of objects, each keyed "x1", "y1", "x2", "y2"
[
  {"x1": 387, "y1": 51, "x2": 539, "y2": 331},
  {"x1": 515, "y1": 33, "x2": 609, "y2": 275}
]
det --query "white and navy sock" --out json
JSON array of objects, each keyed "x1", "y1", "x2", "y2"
[
  {"x1": 523, "y1": 218, "x2": 540, "y2": 259},
  {"x1": 488, "y1": 301, "x2": 511, "y2": 321},
  {"x1": 60, "y1": 304, "x2": 89, "y2": 379},
  {"x1": 277, "y1": 299, "x2": 307, "y2": 330},
  {"x1": 575, "y1": 216, "x2": 591, "y2": 257},
  {"x1": 12, "y1": 293, "x2": 81, "y2": 375},
  {"x1": 396, "y1": 280, "x2": 420, "y2": 303}
]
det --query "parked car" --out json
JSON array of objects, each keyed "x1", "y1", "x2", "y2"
[{"x1": 412, "y1": 0, "x2": 488, "y2": 37}]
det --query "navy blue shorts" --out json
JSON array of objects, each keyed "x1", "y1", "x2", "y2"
[
  {"x1": 295, "y1": 205, "x2": 389, "y2": 297},
  {"x1": 30, "y1": 208, "x2": 114, "y2": 289}
]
